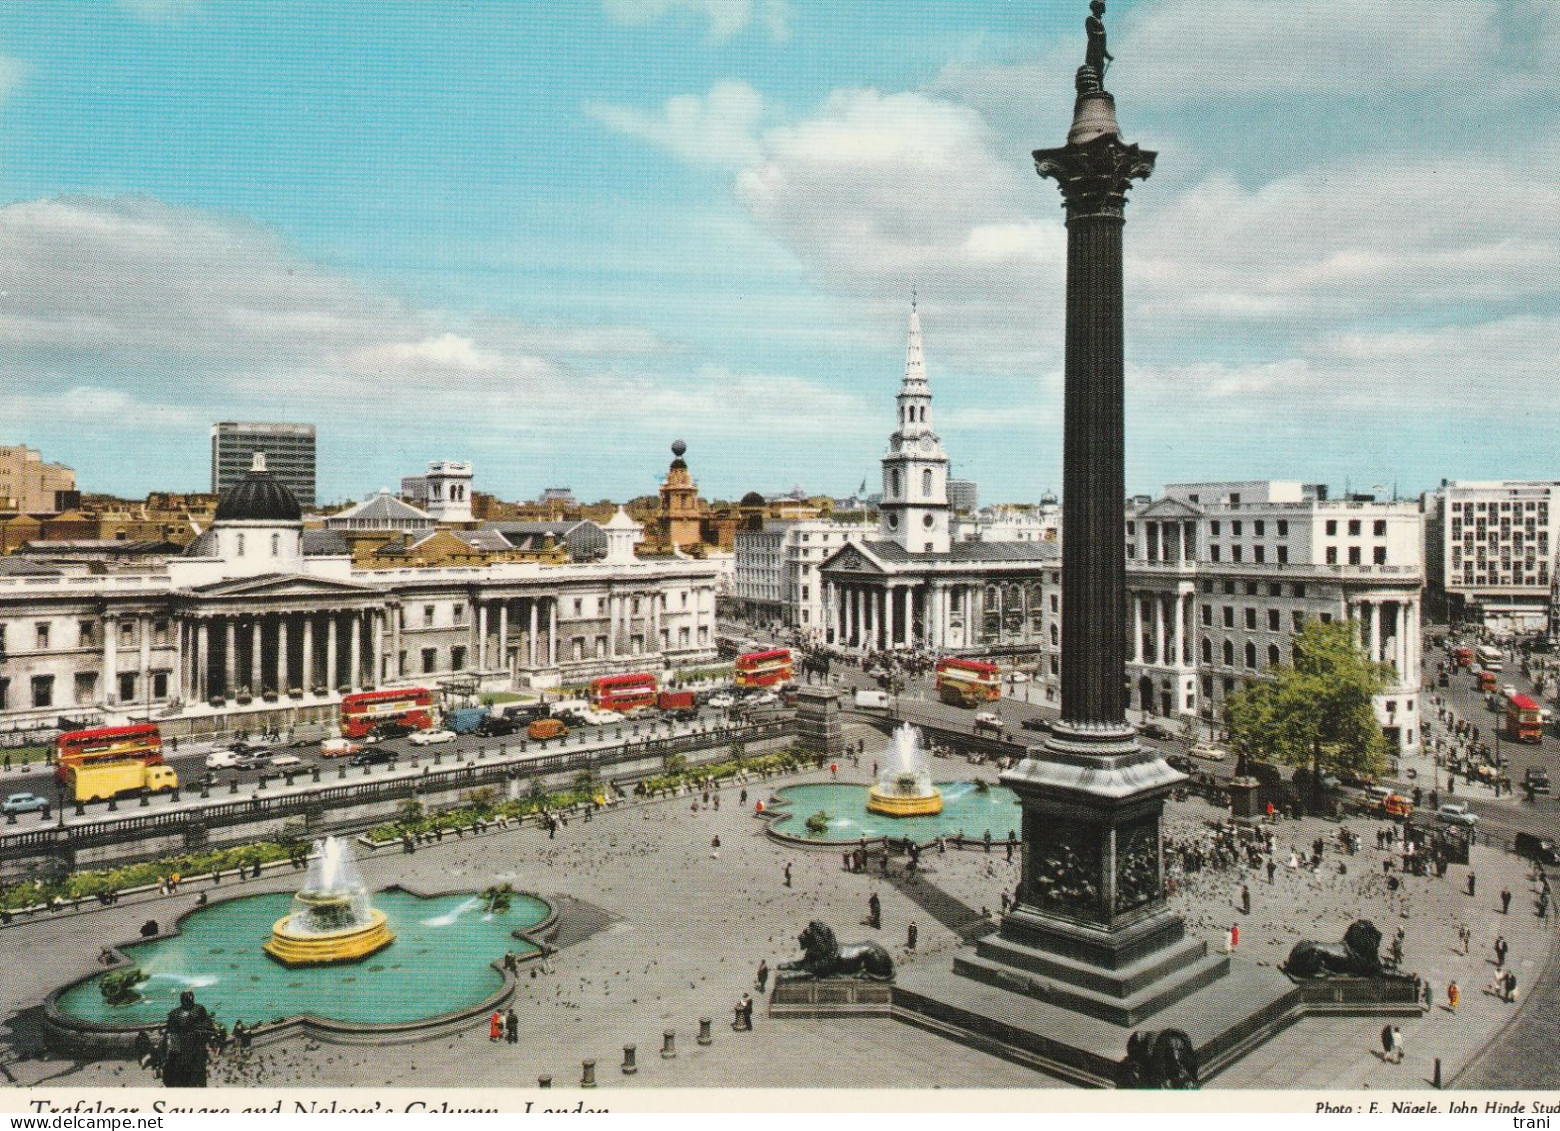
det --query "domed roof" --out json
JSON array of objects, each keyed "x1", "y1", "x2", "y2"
[
  {"x1": 739, "y1": 491, "x2": 765, "y2": 507},
  {"x1": 214, "y1": 453, "x2": 302, "y2": 523}
]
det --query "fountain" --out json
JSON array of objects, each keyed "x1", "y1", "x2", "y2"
[
  {"x1": 264, "y1": 837, "x2": 396, "y2": 967},
  {"x1": 867, "y1": 723, "x2": 943, "y2": 817}
]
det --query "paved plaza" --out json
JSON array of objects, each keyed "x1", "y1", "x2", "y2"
[{"x1": 1, "y1": 722, "x2": 1554, "y2": 1092}]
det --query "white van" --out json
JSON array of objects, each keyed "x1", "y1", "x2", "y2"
[{"x1": 854, "y1": 689, "x2": 891, "y2": 710}]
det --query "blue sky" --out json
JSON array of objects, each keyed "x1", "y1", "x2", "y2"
[{"x1": 0, "y1": 0, "x2": 1556, "y2": 506}]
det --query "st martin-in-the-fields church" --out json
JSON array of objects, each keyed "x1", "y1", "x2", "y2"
[{"x1": 818, "y1": 301, "x2": 1059, "y2": 664}]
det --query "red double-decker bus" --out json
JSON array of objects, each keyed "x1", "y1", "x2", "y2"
[
  {"x1": 339, "y1": 687, "x2": 435, "y2": 739},
  {"x1": 735, "y1": 648, "x2": 793, "y2": 689},
  {"x1": 54, "y1": 723, "x2": 163, "y2": 785},
  {"x1": 589, "y1": 672, "x2": 658, "y2": 712},
  {"x1": 935, "y1": 657, "x2": 1002, "y2": 707},
  {"x1": 1507, "y1": 694, "x2": 1544, "y2": 744}
]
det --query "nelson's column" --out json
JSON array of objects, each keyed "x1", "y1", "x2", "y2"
[{"x1": 892, "y1": 3, "x2": 1298, "y2": 1086}]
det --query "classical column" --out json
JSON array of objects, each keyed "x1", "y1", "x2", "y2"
[
  {"x1": 172, "y1": 619, "x2": 185, "y2": 701},
  {"x1": 349, "y1": 614, "x2": 363, "y2": 690},
  {"x1": 844, "y1": 588, "x2": 855, "y2": 647},
  {"x1": 477, "y1": 603, "x2": 489, "y2": 670},
  {"x1": 224, "y1": 618, "x2": 237, "y2": 697},
  {"x1": 1173, "y1": 590, "x2": 1186, "y2": 669},
  {"x1": 326, "y1": 615, "x2": 339, "y2": 692},
  {"x1": 1133, "y1": 592, "x2": 1144, "y2": 664},
  {"x1": 390, "y1": 604, "x2": 402, "y2": 678},
  {"x1": 885, "y1": 586, "x2": 897, "y2": 649},
  {"x1": 1368, "y1": 600, "x2": 1382, "y2": 665},
  {"x1": 903, "y1": 586, "x2": 914, "y2": 647},
  {"x1": 103, "y1": 613, "x2": 118, "y2": 705},
  {"x1": 497, "y1": 602, "x2": 509, "y2": 675},
  {"x1": 137, "y1": 615, "x2": 151, "y2": 703},
  {"x1": 528, "y1": 600, "x2": 540, "y2": 668},
  {"x1": 371, "y1": 611, "x2": 384, "y2": 687},
  {"x1": 607, "y1": 594, "x2": 618, "y2": 660},
  {"x1": 301, "y1": 616, "x2": 315, "y2": 691},
  {"x1": 197, "y1": 619, "x2": 210, "y2": 700},
  {"x1": 547, "y1": 597, "x2": 558, "y2": 666},
  {"x1": 276, "y1": 615, "x2": 289, "y2": 693},
  {"x1": 247, "y1": 618, "x2": 262, "y2": 693}
]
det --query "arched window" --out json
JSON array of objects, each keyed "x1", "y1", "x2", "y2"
[
  {"x1": 1245, "y1": 641, "x2": 1257, "y2": 669},
  {"x1": 270, "y1": 532, "x2": 280, "y2": 557},
  {"x1": 1050, "y1": 624, "x2": 1059, "y2": 645},
  {"x1": 1222, "y1": 639, "x2": 1233, "y2": 666},
  {"x1": 1268, "y1": 644, "x2": 1282, "y2": 668},
  {"x1": 1201, "y1": 637, "x2": 1212, "y2": 664},
  {"x1": 236, "y1": 533, "x2": 245, "y2": 557},
  {"x1": 890, "y1": 469, "x2": 901, "y2": 497},
  {"x1": 922, "y1": 469, "x2": 933, "y2": 496}
]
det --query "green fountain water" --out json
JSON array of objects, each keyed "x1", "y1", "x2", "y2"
[{"x1": 770, "y1": 781, "x2": 1021, "y2": 843}]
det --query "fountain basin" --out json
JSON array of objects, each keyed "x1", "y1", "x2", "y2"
[
  {"x1": 767, "y1": 781, "x2": 1020, "y2": 844},
  {"x1": 264, "y1": 906, "x2": 395, "y2": 967},
  {"x1": 866, "y1": 785, "x2": 944, "y2": 818}
]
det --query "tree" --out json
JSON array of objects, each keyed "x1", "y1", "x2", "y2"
[{"x1": 1224, "y1": 619, "x2": 1392, "y2": 811}]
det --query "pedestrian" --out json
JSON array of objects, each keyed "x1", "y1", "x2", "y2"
[
  {"x1": 907, "y1": 921, "x2": 918, "y2": 951},
  {"x1": 1241, "y1": 884, "x2": 1251, "y2": 916},
  {"x1": 732, "y1": 992, "x2": 753, "y2": 1031},
  {"x1": 756, "y1": 959, "x2": 769, "y2": 993},
  {"x1": 489, "y1": 1010, "x2": 502, "y2": 1042},
  {"x1": 1467, "y1": 871, "x2": 1476, "y2": 897},
  {"x1": 783, "y1": 861, "x2": 792, "y2": 888},
  {"x1": 1391, "y1": 1026, "x2": 1404, "y2": 1064},
  {"x1": 1495, "y1": 934, "x2": 1508, "y2": 967},
  {"x1": 1227, "y1": 924, "x2": 1238, "y2": 952},
  {"x1": 1448, "y1": 980, "x2": 1460, "y2": 1012},
  {"x1": 868, "y1": 891, "x2": 882, "y2": 930},
  {"x1": 1502, "y1": 888, "x2": 1512, "y2": 915},
  {"x1": 1380, "y1": 1024, "x2": 1394, "y2": 1063},
  {"x1": 1266, "y1": 858, "x2": 1276, "y2": 884}
]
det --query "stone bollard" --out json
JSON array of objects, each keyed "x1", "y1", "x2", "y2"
[
  {"x1": 75, "y1": 801, "x2": 86, "y2": 816},
  {"x1": 311, "y1": 766, "x2": 321, "y2": 782},
  {"x1": 580, "y1": 1060, "x2": 596, "y2": 1089},
  {"x1": 661, "y1": 1029, "x2": 677, "y2": 1059},
  {"x1": 697, "y1": 1017, "x2": 713, "y2": 1045},
  {"x1": 231, "y1": 777, "x2": 241, "y2": 793},
  {"x1": 338, "y1": 764, "x2": 347, "y2": 779},
  {"x1": 538, "y1": 1075, "x2": 551, "y2": 1089},
  {"x1": 4, "y1": 811, "x2": 14, "y2": 825},
  {"x1": 477, "y1": 747, "x2": 486, "y2": 760},
  {"x1": 434, "y1": 751, "x2": 443, "y2": 766},
  {"x1": 170, "y1": 788, "x2": 181, "y2": 803},
  {"x1": 1433, "y1": 1058, "x2": 1442, "y2": 1089},
  {"x1": 285, "y1": 772, "x2": 295, "y2": 787},
  {"x1": 200, "y1": 784, "x2": 210, "y2": 800},
  {"x1": 108, "y1": 798, "x2": 118, "y2": 811},
  {"x1": 139, "y1": 793, "x2": 151, "y2": 807},
  {"x1": 363, "y1": 764, "x2": 372, "y2": 777},
  {"x1": 621, "y1": 1045, "x2": 637, "y2": 1075}
]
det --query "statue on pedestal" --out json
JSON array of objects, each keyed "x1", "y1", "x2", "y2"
[
  {"x1": 1082, "y1": 0, "x2": 1113, "y2": 91},
  {"x1": 159, "y1": 990, "x2": 216, "y2": 1088}
]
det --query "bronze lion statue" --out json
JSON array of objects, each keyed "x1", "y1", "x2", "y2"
[
  {"x1": 1122, "y1": 1029, "x2": 1199, "y2": 1089},
  {"x1": 776, "y1": 920, "x2": 894, "y2": 982},
  {"x1": 1283, "y1": 919, "x2": 1383, "y2": 979}
]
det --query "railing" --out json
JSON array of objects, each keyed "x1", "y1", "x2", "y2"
[{"x1": 0, "y1": 719, "x2": 793, "y2": 861}]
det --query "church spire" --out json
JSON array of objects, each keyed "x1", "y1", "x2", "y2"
[{"x1": 902, "y1": 295, "x2": 928, "y2": 393}]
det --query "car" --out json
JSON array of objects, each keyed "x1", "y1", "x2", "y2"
[
  {"x1": 1008, "y1": 671, "x2": 1032, "y2": 684},
  {"x1": 268, "y1": 753, "x2": 304, "y2": 769},
  {"x1": 408, "y1": 729, "x2": 457, "y2": 746},
  {"x1": 1524, "y1": 767, "x2": 1552, "y2": 795},
  {"x1": 1436, "y1": 801, "x2": 1479, "y2": 827},
  {"x1": 1189, "y1": 743, "x2": 1228, "y2": 761},
  {"x1": 527, "y1": 718, "x2": 568, "y2": 741},
  {"x1": 1141, "y1": 721, "x2": 1176, "y2": 741},
  {"x1": 232, "y1": 751, "x2": 269, "y2": 771},
  {"x1": 364, "y1": 721, "x2": 417, "y2": 744},
  {"x1": 973, "y1": 711, "x2": 1004, "y2": 735},
  {"x1": 320, "y1": 738, "x2": 362, "y2": 758},
  {"x1": 205, "y1": 749, "x2": 242, "y2": 770},
  {"x1": 1, "y1": 792, "x2": 49, "y2": 815},
  {"x1": 1165, "y1": 753, "x2": 1195, "y2": 774},
  {"x1": 1020, "y1": 717, "x2": 1052, "y2": 733},
  {"x1": 1514, "y1": 832, "x2": 1560, "y2": 866},
  {"x1": 666, "y1": 707, "x2": 700, "y2": 723},
  {"x1": 707, "y1": 694, "x2": 735, "y2": 710},
  {"x1": 349, "y1": 747, "x2": 397, "y2": 767},
  {"x1": 475, "y1": 716, "x2": 519, "y2": 738}
]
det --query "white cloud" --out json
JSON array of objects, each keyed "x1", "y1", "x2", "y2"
[
  {"x1": 588, "y1": 81, "x2": 767, "y2": 171},
  {"x1": 602, "y1": 0, "x2": 790, "y2": 44}
]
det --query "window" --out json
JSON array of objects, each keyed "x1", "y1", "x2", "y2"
[
  {"x1": 31, "y1": 674, "x2": 53, "y2": 708},
  {"x1": 453, "y1": 603, "x2": 465, "y2": 626},
  {"x1": 1325, "y1": 520, "x2": 1337, "y2": 536},
  {"x1": 1209, "y1": 521, "x2": 1221, "y2": 536},
  {"x1": 681, "y1": 591, "x2": 689, "y2": 608},
  {"x1": 236, "y1": 533, "x2": 245, "y2": 556},
  {"x1": 1210, "y1": 545, "x2": 1221, "y2": 562},
  {"x1": 271, "y1": 532, "x2": 280, "y2": 557},
  {"x1": 1231, "y1": 545, "x2": 1243, "y2": 563},
  {"x1": 74, "y1": 672, "x2": 97, "y2": 705},
  {"x1": 1277, "y1": 520, "x2": 1288, "y2": 536},
  {"x1": 1373, "y1": 520, "x2": 1386, "y2": 536},
  {"x1": 421, "y1": 648, "x2": 437, "y2": 673},
  {"x1": 1201, "y1": 605, "x2": 1212, "y2": 626},
  {"x1": 1223, "y1": 606, "x2": 1234, "y2": 628},
  {"x1": 1268, "y1": 583, "x2": 1282, "y2": 598},
  {"x1": 1245, "y1": 608, "x2": 1257, "y2": 630},
  {"x1": 154, "y1": 620, "x2": 169, "y2": 644},
  {"x1": 1246, "y1": 581, "x2": 1259, "y2": 595},
  {"x1": 1325, "y1": 546, "x2": 1338, "y2": 565},
  {"x1": 120, "y1": 620, "x2": 135, "y2": 644},
  {"x1": 1292, "y1": 611, "x2": 1305, "y2": 631},
  {"x1": 1254, "y1": 520, "x2": 1265, "y2": 536},
  {"x1": 1292, "y1": 583, "x2": 1306, "y2": 598},
  {"x1": 1268, "y1": 609, "x2": 1281, "y2": 631},
  {"x1": 119, "y1": 673, "x2": 137, "y2": 702},
  {"x1": 35, "y1": 623, "x2": 50, "y2": 650},
  {"x1": 1348, "y1": 519, "x2": 1361, "y2": 536},
  {"x1": 1276, "y1": 545, "x2": 1289, "y2": 565},
  {"x1": 1348, "y1": 546, "x2": 1362, "y2": 565},
  {"x1": 922, "y1": 469, "x2": 933, "y2": 496},
  {"x1": 79, "y1": 621, "x2": 95, "y2": 647},
  {"x1": 1222, "y1": 640, "x2": 1234, "y2": 666},
  {"x1": 451, "y1": 646, "x2": 467, "y2": 669},
  {"x1": 1232, "y1": 521, "x2": 1243, "y2": 536},
  {"x1": 890, "y1": 469, "x2": 901, "y2": 497},
  {"x1": 1268, "y1": 644, "x2": 1281, "y2": 667},
  {"x1": 1201, "y1": 637, "x2": 1212, "y2": 663},
  {"x1": 1253, "y1": 545, "x2": 1265, "y2": 563},
  {"x1": 574, "y1": 599, "x2": 584, "y2": 616},
  {"x1": 1245, "y1": 642, "x2": 1257, "y2": 669},
  {"x1": 1373, "y1": 546, "x2": 1387, "y2": 565},
  {"x1": 1223, "y1": 580, "x2": 1235, "y2": 595},
  {"x1": 424, "y1": 605, "x2": 436, "y2": 627}
]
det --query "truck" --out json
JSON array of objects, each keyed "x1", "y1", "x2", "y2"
[
  {"x1": 70, "y1": 761, "x2": 179, "y2": 804},
  {"x1": 445, "y1": 706, "x2": 492, "y2": 735},
  {"x1": 854, "y1": 689, "x2": 891, "y2": 710},
  {"x1": 657, "y1": 689, "x2": 696, "y2": 712}
]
